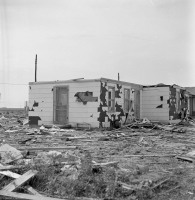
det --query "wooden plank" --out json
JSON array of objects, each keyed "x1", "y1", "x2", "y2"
[
  {"x1": 0, "y1": 171, "x2": 20, "y2": 179},
  {"x1": 0, "y1": 171, "x2": 43, "y2": 197},
  {"x1": 0, "y1": 165, "x2": 24, "y2": 171},
  {"x1": 17, "y1": 146, "x2": 77, "y2": 151},
  {"x1": 117, "y1": 181, "x2": 135, "y2": 191},
  {"x1": 93, "y1": 161, "x2": 119, "y2": 167},
  {"x1": 151, "y1": 178, "x2": 170, "y2": 189},
  {"x1": 95, "y1": 154, "x2": 177, "y2": 159},
  {"x1": 2, "y1": 170, "x2": 38, "y2": 192},
  {"x1": 176, "y1": 156, "x2": 193, "y2": 163},
  {"x1": 123, "y1": 154, "x2": 177, "y2": 158},
  {"x1": 27, "y1": 186, "x2": 43, "y2": 196},
  {"x1": 0, "y1": 190, "x2": 67, "y2": 200}
]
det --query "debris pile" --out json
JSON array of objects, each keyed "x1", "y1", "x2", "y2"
[{"x1": 0, "y1": 112, "x2": 195, "y2": 199}]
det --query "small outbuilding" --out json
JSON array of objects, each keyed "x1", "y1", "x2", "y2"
[
  {"x1": 142, "y1": 84, "x2": 191, "y2": 122},
  {"x1": 28, "y1": 78, "x2": 142, "y2": 128}
]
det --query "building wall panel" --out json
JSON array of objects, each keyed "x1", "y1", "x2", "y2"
[
  {"x1": 141, "y1": 87, "x2": 169, "y2": 121},
  {"x1": 29, "y1": 81, "x2": 101, "y2": 126},
  {"x1": 143, "y1": 87, "x2": 169, "y2": 92},
  {"x1": 29, "y1": 80, "x2": 142, "y2": 127}
]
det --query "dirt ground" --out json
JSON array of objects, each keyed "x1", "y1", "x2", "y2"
[{"x1": 1, "y1": 111, "x2": 195, "y2": 200}]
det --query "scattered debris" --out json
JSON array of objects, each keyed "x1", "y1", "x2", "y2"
[
  {"x1": 0, "y1": 144, "x2": 23, "y2": 164},
  {"x1": 0, "y1": 111, "x2": 195, "y2": 199}
]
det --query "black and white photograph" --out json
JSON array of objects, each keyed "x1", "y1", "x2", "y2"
[{"x1": 0, "y1": 0, "x2": 195, "y2": 199}]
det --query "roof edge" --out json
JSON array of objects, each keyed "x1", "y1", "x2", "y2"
[
  {"x1": 29, "y1": 78, "x2": 101, "y2": 85},
  {"x1": 100, "y1": 77, "x2": 142, "y2": 88},
  {"x1": 29, "y1": 77, "x2": 143, "y2": 89}
]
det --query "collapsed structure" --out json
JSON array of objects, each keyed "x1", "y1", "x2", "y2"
[{"x1": 28, "y1": 78, "x2": 195, "y2": 127}]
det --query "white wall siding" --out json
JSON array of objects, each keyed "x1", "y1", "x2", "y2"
[
  {"x1": 29, "y1": 80, "x2": 142, "y2": 127},
  {"x1": 142, "y1": 87, "x2": 169, "y2": 121},
  {"x1": 29, "y1": 81, "x2": 100, "y2": 127}
]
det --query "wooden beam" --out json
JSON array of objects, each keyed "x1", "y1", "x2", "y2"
[
  {"x1": 117, "y1": 181, "x2": 135, "y2": 191},
  {"x1": 0, "y1": 190, "x2": 102, "y2": 200},
  {"x1": 95, "y1": 154, "x2": 177, "y2": 159},
  {"x1": 0, "y1": 171, "x2": 20, "y2": 179},
  {"x1": 2, "y1": 170, "x2": 38, "y2": 192},
  {"x1": 176, "y1": 156, "x2": 193, "y2": 163},
  {"x1": 123, "y1": 154, "x2": 177, "y2": 158},
  {"x1": 0, "y1": 171, "x2": 49, "y2": 197},
  {"x1": 0, "y1": 165, "x2": 24, "y2": 171},
  {"x1": 27, "y1": 186, "x2": 43, "y2": 196},
  {"x1": 93, "y1": 161, "x2": 119, "y2": 167},
  {"x1": 17, "y1": 146, "x2": 77, "y2": 151},
  {"x1": 0, "y1": 190, "x2": 67, "y2": 200}
]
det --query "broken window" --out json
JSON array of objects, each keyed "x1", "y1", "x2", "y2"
[
  {"x1": 74, "y1": 92, "x2": 98, "y2": 105},
  {"x1": 124, "y1": 89, "x2": 130, "y2": 113},
  {"x1": 108, "y1": 87, "x2": 115, "y2": 112}
]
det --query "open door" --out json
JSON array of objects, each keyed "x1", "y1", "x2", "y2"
[{"x1": 53, "y1": 86, "x2": 69, "y2": 124}]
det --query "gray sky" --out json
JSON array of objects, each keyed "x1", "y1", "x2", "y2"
[{"x1": 0, "y1": 0, "x2": 195, "y2": 107}]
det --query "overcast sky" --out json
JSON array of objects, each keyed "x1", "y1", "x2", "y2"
[{"x1": 0, "y1": 0, "x2": 195, "y2": 107}]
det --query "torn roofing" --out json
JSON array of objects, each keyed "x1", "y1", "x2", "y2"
[
  {"x1": 143, "y1": 83, "x2": 186, "y2": 90},
  {"x1": 143, "y1": 83, "x2": 170, "y2": 88}
]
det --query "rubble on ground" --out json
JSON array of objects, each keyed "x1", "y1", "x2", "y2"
[{"x1": 0, "y1": 112, "x2": 195, "y2": 199}]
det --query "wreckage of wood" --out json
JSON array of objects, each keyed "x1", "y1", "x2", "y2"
[
  {"x1": 117, "y1": 181, "x2": 135, "y2": 191},
  {"x1": 26, "y1": 186, "x2": 43, "y2": 196},
  {"x1": 0, "y1": 190, "x2": 68, "y2": 200},
  {"x1": 0, "y1": 170, "x2": 21, "y2": 178},
  {"x1": 151, "y1": 178, "x2": 170, "y2": 190},
  {"x1": 0, "y1": 170, "x2": 43, "y2": 196},
  {"x1": 97, "y1": 154, "x2": 178, "y2": 158},
  {"x1": 0, "y1": 170, "x2": 67, "y2": 200},
  {"x1": 0, "y1": 164, "x2": 26, "y2": 171},
  {"x1": 176, "y1": 156, "x2": 194, "y2": 163},
  {"x1": 123, "y1": 154, "x2": 178, "y2": 158},
  {"x1": 17, "y1": 146, "x2": 77, "y2": 151},
  {"x1": 93, "y1": 161, "x2": 119, "y2": 167},
  {"x1": 0, "y1": 161, "x2": 119, "y2": 173},
  {"x1": 2, "y1": 170, "x2": 38, "y2": 192},
  {"x1": 0, "y1": 190, "x2": 103, "y2": 200}
]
